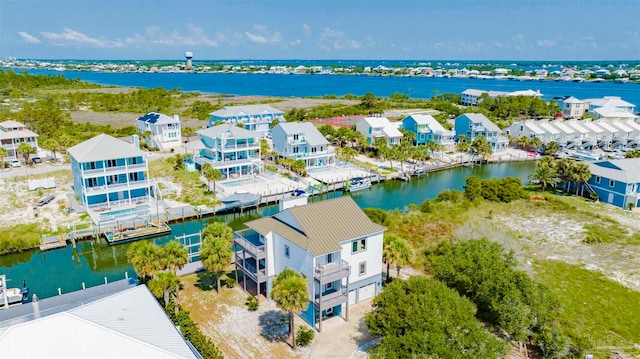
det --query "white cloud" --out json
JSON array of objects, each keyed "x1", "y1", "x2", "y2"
[
  {"x1": 513, "y1": 33, "x2": 525, "y2": 50},
  {"x1": 536, "y1": 39, "x2": 556, "y2": 48},
  {"x1": 40, "y1": 28, "x2": 122, "y2": 47},
  {"x1": 289, "y1": 39, "x2": 302, "y2": 46},
  {"x1": 320, "y1": 27, "x2": 344, "y2": 40},
  {"x1": 126, "y1": 23, "x2": 217, "y2": 47},
  {"x1": 244, "y1": 25, "x2": 282, "y2": 45},
  {"x1": 303, "y1": 24, "x2": 312, "y2": 37},
  {"x1": 18, "y1": 32, "x2": 41, "y2": 44}
]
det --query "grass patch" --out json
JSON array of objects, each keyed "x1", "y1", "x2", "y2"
[
  {"x1": 583, "y1": 223, "x2": 640, "y2": 245},
  {"x1": 149, "y1": 157, "x2": 219, "y2": 207},
  {"x1": 535, "y1": 260, "x2": 640, "y2": 356},
  {"x1": 0, "y1": 222, "x2": 41, "y2": 254}
]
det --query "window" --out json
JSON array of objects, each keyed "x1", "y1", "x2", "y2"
[
  {"x1": 284, "y1": 245, "x2": 290, "y2": 258},
  {"x1": 107, "y1": 159, "x2": 117, "y2": 167},
  {"x1": 352, "y1": 239, "x2": 367, "y2": 253},
  {"x1": 293, "y1": 134, "x2": 299, "y2": 141},
  {"x1": 595, "y1": 176, "x2": 600, "y2": 184},
  {"x1": 129, "y1": 172, "x2": 139, "y2": 182},
  {"x1": 326, "y1": 281, "x2": 333, "y2": 289},
  {"x1": 359, "y1": 261, "x2": 366, "y2": 276},
  {"x1": 327, "y1": 253, "x2": 334, "y2": 263},
  {"x1": 87, "y1": 178, "x2": 98, "y2": 187},
  {"x1": 610, "y1": 180, "x2": 615, "y2": 187}
]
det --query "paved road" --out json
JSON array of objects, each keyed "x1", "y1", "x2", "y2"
[{"x1": 0, "y1": 163, "x2": 71, "y2": 179}]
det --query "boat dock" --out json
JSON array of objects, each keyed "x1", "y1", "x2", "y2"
[{"x1": 104, "y1": 222, "x2": 172, "y2": 245}]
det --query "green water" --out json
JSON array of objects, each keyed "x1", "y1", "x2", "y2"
[{"x1": 0, "y1": 161, "x2": 536, "y2": 299}]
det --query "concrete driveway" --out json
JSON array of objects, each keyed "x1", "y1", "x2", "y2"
[{"x1": 310, "y1": 299, "x2": 377, "y2": 359}]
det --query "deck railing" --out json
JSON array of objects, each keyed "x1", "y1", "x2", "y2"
[{"x1": 234, "y1": 231, "x2": 266, "y2": 257}]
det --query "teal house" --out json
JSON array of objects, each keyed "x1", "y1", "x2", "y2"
[
  {"x1": 401, "y1": 114, "x2": 456, "y2": 147},
  {"x1": 454, "y1": 113, "x2": 509, "y2": 152},
  {"x1": 67, "y1": 134, "x2": 155, "y2": 209}
]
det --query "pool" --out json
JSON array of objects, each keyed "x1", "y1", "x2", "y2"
[
  {"x1": 223, "y1": 178, "x2": 255, "y2": 187},
  {"x1": 308, "y1": 166, "x2": 335, "y2": 174},
  {"x1": 99, "y1": 205, "x2": 150, "y2": 221}
]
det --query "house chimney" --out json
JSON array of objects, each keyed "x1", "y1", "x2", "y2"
[
  {"x1": 174, "y1": 114, "x2": 180, "y2": 122},
  {"x1": 132, "y1": 134, "x2": 140, "y2": 149},
  {"x1": 279, "y1": 195, "x2": 308, "y2": 211}
]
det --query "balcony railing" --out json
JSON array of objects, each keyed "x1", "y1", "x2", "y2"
[
  {"x1": 213, "y1": 142, "x2": 260, "y2": 151},
  {"x1": 83, "y1": 179, "x2": 151, "y2": 194},
  {"x1": 233, "y1": 231, "x2": 266, "y2": 258},
  {"x1": 83, "y1": 163, "x2": 147, "y2": 176},
  {"x1": 314, "y1": 260, "x2": 350, "y2": 281},
  {"x1": 235, "y1": 257, "x2": 267, "y2": 281},
  {"x1": 314, "y1": 286, "x2": 348, "y2": 310}
]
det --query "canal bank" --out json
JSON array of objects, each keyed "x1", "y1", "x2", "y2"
[{"x1": 1, "y1": 161, "x2": 536, "y2": 300}]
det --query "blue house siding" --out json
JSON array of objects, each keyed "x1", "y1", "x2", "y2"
[
  {"x1": 588, "y1": 175, "x2": 637, "y2": 208},
  {"x1": 299, "y1": 301, "x2": 316, "y2": 328}
]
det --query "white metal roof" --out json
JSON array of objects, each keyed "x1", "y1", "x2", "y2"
[
  {"x1": 210, "y1": 104, "x2": 284, "y2": 118},
  {"x1": 565, "y1": 121, "x2": 589, "y2": 134},
  {"x1": 550, "y1": 121, "x2": 574, "y2": 134},
  {"x1": 594, "y1": 106, "x2": 637, "y2": 119},
  {"x1": 459, "y1": 113, "x2": 501, "y2": 132},
  {"x1": 275, "y1": 122, "x2": 329, "y2": 146},
  {"x1": 404, "y1": 114, "x2": 449, "y2": 133},
  {"x1": 582, "y1": 121, "x2": 605, "y2": 134},
  {"x1": 362, "y1": 117, "x2": 403, "y2": 138},
  {"x1": 610, "y1": 121, "x2": 633, "y2": 133},
  {"x1": 524, "y1": 122, "x2": 545, "y2": 135},
  {"x1": 67, "y1": 134, "x2": 146, "y2": 163},
  {"x1": 595, "y1": 121, "x2": 618, "y2": 133},
  {"x1": 538, "y1": 122, "x2": 560, "y2": 135},
  {"x1": 0, "y1": 120, "x2": 27, "y2": 129}
]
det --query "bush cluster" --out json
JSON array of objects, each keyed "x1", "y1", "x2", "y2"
[
  {"x1": 164, "y1": 304, "x2": 223, "y2": 359},
  {"x1": 464, "y1": 176, "x2": 527, "y2": 202},
  {"x1": 295, "y1": 326, "x2": 315, "y2": 347}
]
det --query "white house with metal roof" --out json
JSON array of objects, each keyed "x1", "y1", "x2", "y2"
[
  {"x1": 0, "y1": 285, "x2": 200, "y2": 358},
  {"x1": 549, "y1": 120, "x2": 579, "y2": 148},
  {"x1": 233, "y1": 196, "x2": 385, "y2": 332},
  {"x1": 504, "y1": 120, "x2": 546, "y2": 141},
  {"x1": 136, "y1": 112, "x2": 182, "y2": 151},
  {"x1": 209, "y1": 104, "x2": 285, "y2": 134},
  {"x1": 355, "y1": 117, "x2": 403, "y2": 147},
  {"x1": 557, "y1": 96, "x2": 588, "y2": 118},
  {"x1": 271, "y1": 122, "x2": 335, "y2": 167},
  {"x1": 67, "y1": 134, "x2": 155, "y2": 210},
  {"x1": 0, "y1": 120, "x2": 40, "y2": 160},
  {"x1": 460, "y1": 88, "x2": 543, "y2": 106},
  {"x1": 583, "y1": 96, "x2": 636, "y2": 117},
  {"x1": 185, "y1": 123, "x2": 262, "y2": 178},
  {"x1": 454, "y1": 113, "x2": 509, "y2": 152}
]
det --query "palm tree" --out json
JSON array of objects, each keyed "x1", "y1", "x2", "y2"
[
  {"x1": 270, "y1": 269, "x2": 310, "y2": 349},
  {"x1": 529, "y1": 165, "x2": 559, "y2": 191},
  {"x1": 126, "y1": 241, "x2": 162, "y2": 283},
  {"x1": 543, "y1": 141, "x2": 559, "y2": 156},
  {"x1": 570, "y1": 162, "x2": 592, "y2": 196},
  {"x1": 162, "y1": 241, "x2": 188, "y2": 274},
  {"x1": 470, "y1": 136, "x2": 492, "y2": 161},
  {"x1": 395, "y1": 141, "x2": 412, "y2": 172},
  {"x1": 517, "y1": 136, "x2": 530, "y2": 150},
  {"x1": 338, "y1": 146, "x2": 358, "y2": 161},
  {"x1": 201, "y1": 163, "x2": 222, "y2": 192},
  {"x1": 149, "y1": 271, "x2": 181, "y2": 314},
  {"x1": 384, "y1": 235, "x2": 412, "y2": 281},
  {"x1": 529, "y1": 137, "x2": 542, "y2": 152},
  {"x1": 555, "y1": 158, "x2": 573, "y2": 192},
  {"x1": 41, "y1": 138, "x2": 60, "y2": 162},
  {"x1": 200, "y1": 222, "x2": 233, "y2": 292},
  {"x1": 0, "y1": 148, "x2": 7, "y2": 167},
  {"x1": 17, "y1": 142, "x2": 36, "y2": 164}
]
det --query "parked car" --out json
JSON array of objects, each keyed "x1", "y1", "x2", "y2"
[
  {"x1": 37, "y1": 194, "x2": 55, "y2": 207},
  {"x1": 32, "y1": 157, "x2": 42, "y2": 164},
  {"x1": 10, "y1": 159, "x2": 21, "y2": 168}
]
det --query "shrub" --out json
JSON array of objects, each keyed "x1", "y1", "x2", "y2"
[
  {"x1": 164, "y1": 303, "x2": 223, "y2": 359},
  {"x1": 295, "y1": 326, "x2": 315, "y2": 346},
  {"x1": 225, "y1": 277, "x2": 236, "y2": 288},
  {"x1": 246, "y1": 295, "x2": 259, "y2": 311}
]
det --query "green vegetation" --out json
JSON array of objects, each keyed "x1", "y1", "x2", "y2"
[
  {"x1": 582, "y1": 223, "x2": 640, "y2": 245},
  {"x1": 295, "y1": 326, "x2": 315, "y2": 347},
  {"x1": 149, "y1": 156, "x2": 219, "y2": 207},
  {"x1": 536, "y1": 260, "x2": 640, "y2": 357},
  {"x1": 0, "y1": 223, "x2": 41, "y2": 254},
  {"x1": 426, "y1": 239, "x2": 569, "y2": 357},
  {"x1": 464, "y1": 176, "x2": 528, "y2": 202},
  {"x1": 366, "y1": 276, "x2": 507, "y2": 359},
  {"x1": 164, "y1": 304, "x2": 224, "y2": 359},
  {"x1": 245, "y1": 295, "x2": 259, "y2": 311},
  {"x1": 200, "y1": 221, "x2": 234, "y2": 292},
  {"x1": 270, "y1": 268, "x2": 310, "y2": 349}
]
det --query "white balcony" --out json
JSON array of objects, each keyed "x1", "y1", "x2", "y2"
[
  {"x1": 83, "y1": 163, "x2": 147, "y2": 176},
  {"x1": 83, "y1": 179, "x2": 151, "y2": 195}
]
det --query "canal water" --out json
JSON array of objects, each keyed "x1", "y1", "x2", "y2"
[{"x1": 0, "y1": 161, "x2": 535, "y2": 299}]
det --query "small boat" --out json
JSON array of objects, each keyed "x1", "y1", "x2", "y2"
[
  {"x1": 1, "y1": 275, "x2": 29, "y2": 308},
  {"x1": 398, "y1": 172, "x2": 411, "y2": 181},
  {"x1": 292, "y1": 189, "x2": 309, "y2": 197},
  {"x1": 221, "y1": 190, "x2": 261, "y2": 209},
  {"x1": 345, "y1": 177, "x2": 372, "y2": 192},
  {"x1": 413, "y1": 168, "x2": 426, "y2": 176}
]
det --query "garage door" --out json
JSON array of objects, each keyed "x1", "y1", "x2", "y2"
[
  {"x1": 358, "y1": 283, "x2": 375, "y2": 302},
  {"x1": 348, "y1": 290, "x2": 357, "y2": 305}
]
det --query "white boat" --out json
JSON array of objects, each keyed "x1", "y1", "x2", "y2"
[
  {"x1": 221, "y1": 190, "x2": 261, "y2": 209},
  {"x1": 1, "y1": 288, "x2": 23, "y2": 306},
  {"x1": 345, "y1": 177, "x2": 372, "y2": 192}
]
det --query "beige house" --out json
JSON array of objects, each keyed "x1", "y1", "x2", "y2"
[{"x1": 0, "y1": 120, "x2": 40, "y2": 159}]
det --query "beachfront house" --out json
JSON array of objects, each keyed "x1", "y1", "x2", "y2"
[
  {"x1": 0, "y1": 120, "x2": 40, "y2": 160},
  {"x1": 460, "y1": 89, "x2": 543, "y2": 107},
  {"x1": 454, "y1": 113, "x2": 509, "y2": 152},
  {"x1": 550, "y1": 120, "x2": 579, "y2": 148},
  {"x1": 557, "y1": 96, "x2": 588, "y2": 118},
  {"x1": 186, "y1": 123, "x2": 262, "y2": 178},
  {"x1": 401, "y1": 114, "x2": 455, "y2": 147},
  {"x1": 583, "y1": 96, "x2": 636, "y2": 117},
  {"x1": 209, "y1": 104, "x2": 285, "y2": 135},
  {"x1": 356, "y1": 117, "x2": 403, "y2": 147},
  {"x1": 584, "y1": 159, "x2": 640, "y2": 209},
  {"x1": 460, "y1": 89, "x2": 487, "y2": 106},
  {"x1": 233, "y1": 196, "x2": 385, "y2": 332},
  {"x1": 505, "y1": 120, "x2": 546, "y2": 143},
  {"x1": 271, "y1": 122, "x2": 335, "y2": 167},
  {"x1": 135, "y1": 112, "x2": 182, "y2": 151},
  {"x1": 67, "y1": 134, "x2": 155, "y2": 209}
]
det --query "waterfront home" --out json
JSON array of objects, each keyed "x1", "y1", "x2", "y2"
[
  {"x1": 537, "y1": 121, "x2": 561, "y2": 143},
  {"x1": 0, "y1": 120, "x2": 40, "y2": 160},
  {"x1": 454, "y1": 113, "x2": 509, "y2": 152},
  {"x1": 135, "y1": 112, "x2": 182, "y2": 151},
  {"x1": 505, "y1": 120, "x2": 546, "y2": 142},
  {"x1": 355, "y1": 117, "x2": 403, "y2": 146},
  {"x1": 564, "y1": 120, "x2": 591, "y2": 145},
  {"x1": 556, "y1": 96, "x2": 588, "y2": 118},
  {"x1": 460, "y1": 88, "x2": 543, "y2": 106},
  {"x1": 549, "y1": 120, "x2": 578, "y2": 148},
  {"x1": 592, "y1": 106, "x2": 638, "y2": 121},
  {"x1": 0, "y1": 284, "x2": 201, "y2": 358},
  {"x1": 209, "y1": 104, "x2": 285, "y2": 134},
  {"x1": 67, "y1": 134, "x2": 155, "y2": 210},
  {"x1": 583, "y1": 96, "x2": 636, "y2": 117},
  {"x1": 585, "y1": 158, "x2": 640, "y2": 209},
  {"x1": 186, "y1": 123, "x2": 262, "y2": 178},
  {"x1": 234, "y1": 196, "x2": 385, "y2": 332},
  {"x1": 582, "y1": 121, "x2": 608, "y2": 149},
  {"x1": 271, "y1": 122, "x2": 335, "y2": 167},
  {"x1": 401, "y1": 114, "x2": 455, "y2": 147}
]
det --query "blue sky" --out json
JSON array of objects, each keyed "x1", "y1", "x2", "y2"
[{"x1": 1, "y1": 0, "x2": 639, "y2": 61}]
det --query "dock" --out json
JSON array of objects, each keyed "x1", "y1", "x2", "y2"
[{"x1": 104, "y1": 223, "x2": 172, "y2": 245}]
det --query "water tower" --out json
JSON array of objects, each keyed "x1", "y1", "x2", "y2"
[{"x1": 184, "y1": 51, "x2": 193, "y2": 70}]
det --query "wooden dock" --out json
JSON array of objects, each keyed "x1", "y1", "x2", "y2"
[
  {"x1": 39, "y1": 235, "x2": 68, "y2": 251},
  {"x1": 104, "y1": 223, "x2": 172, "y2": 245}
]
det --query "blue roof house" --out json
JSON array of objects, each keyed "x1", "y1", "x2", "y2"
[
  {"x1": 209, "y1": 104, "x2": 285, "y2": 135},
  {"x1": 401, "y1": 114, "x2": 455, "y2": 147},
  {"x1": 67, "y1": 134, "x2": 154, "y2": 210},
  {"x1": 454, "y1": 113, "x2": 509, "y2": 153},
  {"x1": 585, "y1": 159, "x2": 640, "y2": 209}
]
